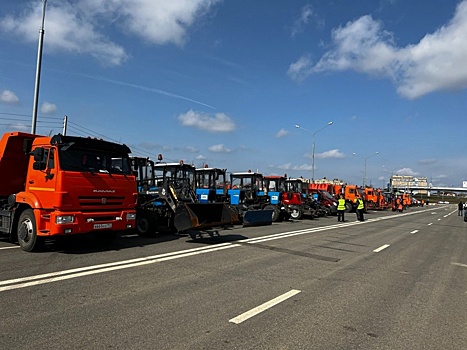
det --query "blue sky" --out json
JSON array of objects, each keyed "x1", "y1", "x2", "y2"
[{"x1": 1, "y1": 0, "x2": 466, "y2": 188}]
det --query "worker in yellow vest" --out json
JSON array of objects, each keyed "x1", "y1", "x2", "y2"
[
  {"x1": 355, "y1": 196, "x2": 365, "y2": 221},
  {"x1": 337, "y1": 194, "x2": 346, "y2": 222}
]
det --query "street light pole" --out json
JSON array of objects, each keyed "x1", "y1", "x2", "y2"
[
  {"x1": 295, "y1": 121, "x2": 333, "y2": 183},
  {"x1": 363, "y1": 152, "x2": 379, "y2": 187},
  {"x1": 31, "y1": 0, "x2": 47, "y2": 134}
]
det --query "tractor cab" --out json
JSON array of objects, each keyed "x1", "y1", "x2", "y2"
[
  {"x1": 195, "y1": 165, "x2": 228, "y2": 203},
  {"x1": 263, "y1": 175, "x2": 287, "y2": 206},
  {"x1": 228, "y1": 171, "x2": 267, "y2": 205}
]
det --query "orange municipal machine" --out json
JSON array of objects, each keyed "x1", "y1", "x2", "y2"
[
  {"x1": 362, "y1": 187, "x2": 390, "y2": 210},
  {"x1": 0, "y1": 132, "x2": 137, "y2": 251}
]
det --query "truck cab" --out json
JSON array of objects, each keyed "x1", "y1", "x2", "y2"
[{"x1": 0, "y1": 132, "x2": 137, "y2": 251}]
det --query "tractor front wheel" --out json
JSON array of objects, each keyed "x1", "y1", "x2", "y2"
[{"x1": 264, "y1": 205, "x2": 280, "y2": 222}]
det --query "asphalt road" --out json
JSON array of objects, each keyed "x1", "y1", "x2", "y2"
[{"x1": 1, "y1": 204, "x2": 466, "y2": 350}]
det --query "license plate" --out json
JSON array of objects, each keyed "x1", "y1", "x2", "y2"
[{"x1": 93, "y1": 223, "x2": 112, "y2": 229}]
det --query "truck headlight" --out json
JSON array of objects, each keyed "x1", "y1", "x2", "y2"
[
  {"x1": 126, "y1": 213, "x2": 136, "y2": 220},
  {"x1": 56, "y1": 215, "x2": 74, "y2": 224}
]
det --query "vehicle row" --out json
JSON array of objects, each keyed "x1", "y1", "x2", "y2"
[{"x1": 0, "y1": 131, "x2": 421, "y2": 252}]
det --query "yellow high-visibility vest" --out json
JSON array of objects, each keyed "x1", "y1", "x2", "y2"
[
  {"x1": 337, "y1": 198, "x2": 346, "y2": 210},
  {"x1": 357, "y1": 198, "x2": 364, "y2": 210}
]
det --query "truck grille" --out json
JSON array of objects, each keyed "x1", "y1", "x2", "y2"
[{"x1": 78, "y1": 196, "x2": 125, "y2": 207}]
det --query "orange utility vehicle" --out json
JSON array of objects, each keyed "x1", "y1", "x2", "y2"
[
  {"x1": 0, "y1": 132, "x2": 137, "y2": 251},
  {"x1": 363, "y1": 187, "x2": 390, "y2": 210}
]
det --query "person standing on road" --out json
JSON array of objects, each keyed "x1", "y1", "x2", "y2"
[
  {"x1": 458, "y1": 201, "x2": 464, "y2": 216},
  {"x1": 337, "y1": 194, "x2": 346, "y2": 222},
  {"x1": 355, "y1": 196, "x2": 365, "y2": 221}
]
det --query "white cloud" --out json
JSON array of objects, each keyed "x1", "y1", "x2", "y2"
[
  {"x1": 108, "y1": 0, "x2": 219, "y2": 46},
  {"x1": 40, "y1": 102, "x2": 57, "y2": 114},
  {"x1": 195, "y1": 154, "x2": 206, "y2": 160},
  {"x1": 395, "y1": 167, "x2": 419, "y2": 176},
  {"x1": 276, "y1": 163, "x2": 313, "y2": 171},
  {"x1": 178, "y1": 110, "x2": 236, "y2": 132},
  {"x1": 291, "y1": 4, "x2": 314, "y2": 37},
  {"x1": 0, "y1": 90, "x2": 19, "y2": 104},
  {"x1": 208, "y1": 144, "x2": 232, "y2": 153},
  {"x1": 0, "y1": 0, "x2": 220, "y2": 66},
  {"x1": 306, "y1": 149, "x2": 345, "y2": 159},
  {"x1": 275, "y1": 128, "x2": 289, "y2": 138},
  {"x1": 185, "y1": 146, "x2": 199, "y2": 153},
  {"x1": 315, "y1": 149, "x2": 345, "y2": 159},
  {"x1": 287, "y1": 54, "x2": 313, "y2": 82},
  {"x1": 288, "y1": 0, "x2": 467, "y2": 99}
]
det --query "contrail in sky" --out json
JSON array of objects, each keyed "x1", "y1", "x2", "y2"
[
  {"x1": 87, "y1": 74, "x2": 216, "y2": 109},
  {"x1": 0, "y1": 59, "x2": 216, "y2": 109}
]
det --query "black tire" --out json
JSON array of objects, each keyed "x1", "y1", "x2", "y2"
[
  {"x1": 17, "y1": 209, "x2": 44, "y2": 252},
  {"x1": 264, "y1": 205, "x2": 280, "y2": 222},
  {"x1": 290, "y1": 206, "x2": 303, "y2": 220},
  {"x1": 136, "y1": 210, "x2": 158, "y2": 237},
  {"x1": 344, "y1": 202, "x2": 353, "y2": 213}
]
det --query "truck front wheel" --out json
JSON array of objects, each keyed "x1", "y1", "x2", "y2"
[{"x1": 18, "y1": 209, "x2": 44, "y2": 252}]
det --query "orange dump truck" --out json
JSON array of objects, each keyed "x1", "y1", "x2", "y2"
[{"x1": 0, "y1": 132, "x2": 137, "y2": 251}]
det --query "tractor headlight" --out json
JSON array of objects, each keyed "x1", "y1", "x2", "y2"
[
  {"x1": 56, "y1": 215, "x2": 74, "y2": 224},
  {"x1": 126, "y1": 213, "x2": 136, "y2": 220}
]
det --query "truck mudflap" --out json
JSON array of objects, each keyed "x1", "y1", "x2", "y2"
[
  {"x1": 173, "y1": 203, "x2": 240, "y2": 232},
  {"x1": 242, "y1": 209, "x2": 274, "y2": 227}
]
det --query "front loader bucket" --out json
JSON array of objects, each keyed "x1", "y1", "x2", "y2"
[
  {"x1": 174, "y1": 204, "x2": 200, "y2": 232},
  {"x1": 243, "y1": 209, "x2": 273, "y2": 227},
  {"x1": 186, "y1": 203, "x2": 240, "y2": 229}
]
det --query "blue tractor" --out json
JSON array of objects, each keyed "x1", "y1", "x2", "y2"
[
  {"x1": 227, "y1": 171, "x2": 277, "y2": 226},
  {"x1": 195, "y1": 166, "x2": 229, "y2": 203}
]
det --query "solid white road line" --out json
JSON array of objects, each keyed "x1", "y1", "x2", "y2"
[
  {"x1": 373, "y1": 244, "x2": 390, "y2": 253},
  {"x1": 410, "y1": 230, "x2": 419, "y2": 234},
  {"x1": 0, "y1": 246, "x2": 19, "y2": 250},
  {"x1": 229, "y1": 289, "x2": 301, "y2": 324},
  {"x1": 452, "y1": 262, "x2": 467, "y2": 268},
  {"x1": 0, "y1": 244, "x2": 239, "y2": 292}
]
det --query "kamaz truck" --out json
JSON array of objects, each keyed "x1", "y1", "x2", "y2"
[{"x1": 0, "y1": 132, "x2": 137, "y2": 251}]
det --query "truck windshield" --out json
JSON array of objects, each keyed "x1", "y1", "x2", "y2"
[{"x1": 58, "y1": 147, "x2": 132, "y2": 175}]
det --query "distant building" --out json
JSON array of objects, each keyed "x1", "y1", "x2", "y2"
[
  {"x1": 390, "y1": 175, "x2": 428, "y2": 194},
  {"x1": 314, "y1": 177, "x2": 345, "y2": 185}
]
